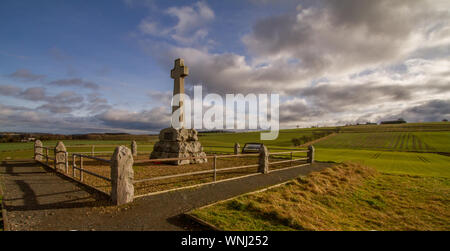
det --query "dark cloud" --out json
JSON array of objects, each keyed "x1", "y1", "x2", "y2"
[
  {"x1": 147, "y1": 90, "x2": 172, "y2": 106},
  {"x1": 298, "y1": 81, "x2": 450, "y2": 113},
  {"x1": 95, "y1": 107, "x2": 170, "y2": 130},
  {"x1": 382, "y1": 99, "x2": 450, "y2": 122},
  {"x1": 51, "y1": 91, "x2": 84, "y2": 104},
  {"x1": 37, "y1": 104, "x2": 75, "y2": 114},
  {"x1": 86, "y1": 93, "x2": 112, "y2": 112},
  {"x1": 0, "y1": 85, "x2": 85, "y2": 114},
  {"x1": 19, "y1": 87, "x2": 47, "y2": 101},
  {"x1": 0, "y1": 85, "x2": 22, "y2": 96},
  {"x1": 48, "y1": 78, "x2": 99, "y2": 90},
  {"x1": 279, "y1": 99, "x2": 327, "y2": 123},
  {"x1": 243, "y1": 0, "x2": 449, "y2": 76},
  {"x1": 7, "y1": 69, "x2": 46, "y2": 82}
]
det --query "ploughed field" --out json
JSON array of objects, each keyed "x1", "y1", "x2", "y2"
[{"x1": 315, "y1": 131, "x2": 450, "y2": 153}]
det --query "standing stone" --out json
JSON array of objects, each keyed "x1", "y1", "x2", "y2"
[
  {"x1": 258, "y1": 145, "x2": 269, "y2": 174},
  {"x1": 34, "y1": 140, "x2": 43, "y2": 161},
  {"x1": 54, "y1": 141, "x2": 67, "y2": 171},
  {"x1": 131, "y1": 140, "x2": 138, "y2": 157},
  {"x1": 308, "y1": 145, "x2": 315, "y2": 164},
  {"x1": 110, "y1": 146, "x2": 134, "y2": 205},
  {"x1": 234, "y1": 143, "x2": 240, "y2": 155}
]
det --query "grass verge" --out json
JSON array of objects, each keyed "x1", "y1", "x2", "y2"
[{"x1": 190, "y1": 163, "x2": 450, "y2": 231}]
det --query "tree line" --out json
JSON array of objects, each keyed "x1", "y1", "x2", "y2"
[
  {"x1": 291, "y1": 131, "x2": 334, "y2": 147},
  {"x1": 0, "y1": 133, "x2": 157, "y2": 143}
]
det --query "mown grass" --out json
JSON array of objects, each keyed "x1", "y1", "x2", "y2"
[
  {"x1": 316, "y1": 148, "x2": 450, "y2": 178},
  {"x1": 191, "y1": 163, "x2": 450, "y2": 231},
  {"x1": 199, "y1": 129, "x2": 329, "y2": 147}
]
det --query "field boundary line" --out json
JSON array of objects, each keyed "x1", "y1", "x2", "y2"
[{"x1": 299, "y1": 133, "x2": 337, "y2": 147}]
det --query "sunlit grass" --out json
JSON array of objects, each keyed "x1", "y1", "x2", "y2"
[{"x1": 191, "y1": 163, "x2": 450, "y2": 231}]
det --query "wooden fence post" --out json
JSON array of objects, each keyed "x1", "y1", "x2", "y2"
[
  {"x1": 258, "y1": 145, "x2": 269, "y2": 174},
  {"x1": 80, "y1": 156, "x2": 84, "y2": 182},
  {"x1": 92, "y1": 145, "x2": 95, "y2": 156},
  {"x1": 308, "y1": 145, "x2": 315, "y2": 164},
  {"x1": 213, "y1": 155, "x2": 217, "y2": 182},
  {"x1": 46, "y1": 148, "x2": 49, "y2": 165},
  {"x1": 73, "y1": 155, "x2": 76, "y2": 178},
  {"x1": 65, "y1": 152, "x2": 69, "y2": 174},
  {"x1": 110, "y1": 146, "x2": 134, "y2": 205}
]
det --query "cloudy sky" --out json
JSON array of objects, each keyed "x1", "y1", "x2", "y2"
[{"x1": 1, "y1": 0, "x2": 449, "y2": 134}]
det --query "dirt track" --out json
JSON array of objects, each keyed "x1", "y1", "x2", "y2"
[{"x1": 0, "y1": 160, "x2": 332, "y2": 231}]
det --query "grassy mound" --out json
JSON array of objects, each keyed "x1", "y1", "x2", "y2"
[{"x1": 191, "y1": 163, "x2": 450, "y2": 231}]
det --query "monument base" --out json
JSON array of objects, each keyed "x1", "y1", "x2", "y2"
[{"x1": 150, "y1": 127, "x2": 208, "y2": 165}]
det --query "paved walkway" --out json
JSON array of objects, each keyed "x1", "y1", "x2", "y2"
[{"x1": 0, "y1": 160, "x2": 331, "y2": 231}]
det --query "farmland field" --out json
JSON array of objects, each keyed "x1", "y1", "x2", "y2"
[
  {"x1": 199, "y1": 129, "x2": 333, "y2": 147},
  {"x1": 316, "y1": 148, "x2": 450, "y2": 178},
  {"x1": 339, "y1": 122, "x2": 450, "y2": 133},
  {"x1": 0, "y1": 122, "x2": 449, "y2": 230},
  {"x1": 190, "y1": 163, "x2": 450, "y2": 231},
  {"x1": 187, "y1": 122, "x2": 450, "y2": 230},
  {"x1": 315, "y1": 131, "x2": 450, "y2": 153}
]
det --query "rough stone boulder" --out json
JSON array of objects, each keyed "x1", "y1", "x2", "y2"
[
  {"x1": 111, "y1": 146, "x2": 134, "y2": 205},
  {"x1": 54, "y1": 141, "x2": 67, "y2": 171},
  {"x1": 150, "y1": 127, "x2": 207, "y2": 165}
]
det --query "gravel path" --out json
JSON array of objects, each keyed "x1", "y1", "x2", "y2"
[{"x1": 0, "y1": 160, "x2": 332, "y2": 231}]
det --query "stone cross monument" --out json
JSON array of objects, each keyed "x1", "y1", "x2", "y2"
[
  {"x1": 171, "y1": 58, "x2": 188, "y2": 125},
  {"x1": 150, "y1": 58, "x2": 207, "y2": 165}
]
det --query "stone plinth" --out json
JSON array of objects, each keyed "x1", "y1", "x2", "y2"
[{"x1": 150, "y1": 128, "x2": 207, "y2": 165}]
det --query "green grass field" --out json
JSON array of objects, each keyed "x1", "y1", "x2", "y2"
[
  {"x1": 339, "y1": 122, "x2": 450, "y2": 133},
  {"x1": 188, "y1": 122, "x2": 450, "y2": 231},
  {"x1": 316, "y1": 148, "x2": 450, "y2": 178},
  {"x1": 0, "y1": 140, "x2": 157, "y2": 161},
  {"x1": 1, "y1": 122, "x2": 449, "y2": 231},
  {"x1": 191, "y1": 164, "x2": 450, "y2": 231},
  {"x1": 315, "y1": 131, "x2": 450, "y2": 153},
  {"x1": 199, "y1": 129, "x2": 330, "y2": 147}
]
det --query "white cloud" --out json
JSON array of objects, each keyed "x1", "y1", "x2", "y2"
[{"x1": 138, "y1": 1, "x2": 215, "y2": 45}]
